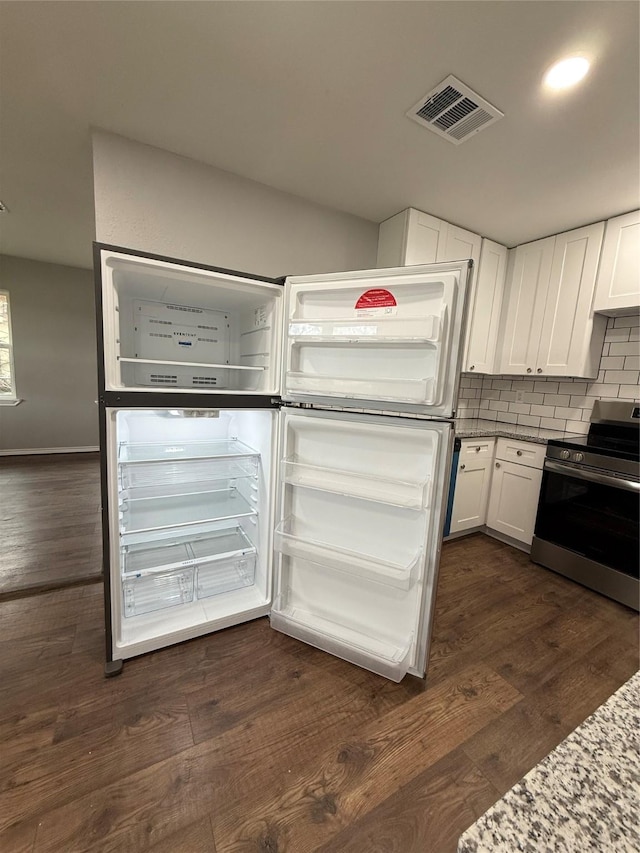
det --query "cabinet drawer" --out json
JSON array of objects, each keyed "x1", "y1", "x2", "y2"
[
  {"x1": 495, "y1": 438, "x2": 545, "y2": 469},
  {"x1": 460, "y1": 438, "x2": 495, "y2": 459}
]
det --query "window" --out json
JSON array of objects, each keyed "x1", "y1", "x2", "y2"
[{"x1": 0, "y1": 291, "x2": 16, "y2": 399}]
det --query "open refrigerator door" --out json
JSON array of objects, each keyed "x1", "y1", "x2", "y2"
[
  {"x1": 282, "y1": 261, "x2": 471, "y2": 418},
  {"x1": 270, "y1": 408, "x2": 453, "y2": 682}
]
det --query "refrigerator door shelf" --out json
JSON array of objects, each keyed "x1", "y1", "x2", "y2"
[
  {"x1": 118, "y1": 439, "x2": 259, "y2": 464},
  {"x1": 270, "y1": 596, "x2": 413, "y2": 682},
  {"x1": 121, "y1": 525, "x2": 256, "y2": 578},
  {"x1": 288, "y1": 312, "x2": 441, "y2": 343},
  {"x1": 123, "y1": 568, "x2": 194, "y2": 618},
  {"x1": 120, "y1": 488, "x2": 257, "y2": 536},
  {"x1": 281, "y1": 458, "x2": 430, "y2": 509},
  {"x1": 274, "y1": 517, "x2": 422, "y2": 590},
  {"x1": 286, "y1": 372, "x2": 436, "y2": 405}
]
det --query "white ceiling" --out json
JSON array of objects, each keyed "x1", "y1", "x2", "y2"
[{"x1": 1, "y1": 1, "x2": 639, "y2": 270}]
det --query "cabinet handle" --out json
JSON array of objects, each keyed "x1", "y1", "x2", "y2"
[
  {"x1": 476, "y1": 446, "x2": 481, "y2": 452},
  {"x1": 517, "y1": 450, "x2": 523, "y2": 456},
  {"x1": 495, "y1": 462, "x2": 501, "y2": 469},
  {"x1": 526, "y1": 368, "x2": 532, "y2": 373},
  {"x1": 469, "y1": 365, "x2": 475, "y2": 371},
  {"x1": 460, "y1": 464, "x2": 466, "y2": 470},
  {"x1": 537, "y1": 368, "x2": 543, "y2": 374}
]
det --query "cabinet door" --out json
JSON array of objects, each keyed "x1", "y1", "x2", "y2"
[
  {"x1": 497, "y1": 238, "x2": 554, "y2": 375},
  {"x1": 536, "y1": 223, "x2": 605, "y2": 378},
  {"x1": 486, "y1": 459, "x2": 543, "y2": 546},
  {"x1": 405, "y1": 210, "x2": 445, "y2": 265},
  {"x1": 376, "y1": 209, "x2": 444, "y2": 268},
  {"x1": 437, "y1": 223, "x2": 482, "y2": 267},
  {"x1": 463, "y1": 239, "x2": 507, "y2": 374},
  {"x1": 593, "y1": 210, "x2": 640, "y2": 313},
  {"x1": 449, "y1": 450, "x2": 493, "y2": 533}
]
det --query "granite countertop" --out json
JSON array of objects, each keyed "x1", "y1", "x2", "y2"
[
  {"x1": 457, "y1": 670, "x2": 640, "y2": 853},
  {"x1": 454, "y1": 418, "x2": 582, "y2": 445}
]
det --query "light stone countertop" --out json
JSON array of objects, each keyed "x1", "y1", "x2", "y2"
[
  {"x1": 457, "y1": 670, "x2": 640, "y2": 853},
  {"x1": 454, "y1": 418, "x2": 583, "y2": 445}
]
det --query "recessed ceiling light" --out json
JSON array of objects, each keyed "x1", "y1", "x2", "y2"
[{"x1": 544, "y1": 56, "x2": 590, "y2": 90}]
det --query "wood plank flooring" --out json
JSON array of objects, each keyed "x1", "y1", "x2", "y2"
[
  {"x1": 0, "y1": 453, "x2": 102, "y2": 597},
  {"x1": 0, "y1": 532, "x2": 637, "y2": 853}
]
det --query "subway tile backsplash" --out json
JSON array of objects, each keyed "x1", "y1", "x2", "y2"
[{"x1": 456, "y1": 314, "x2": 640, "y2": 433}]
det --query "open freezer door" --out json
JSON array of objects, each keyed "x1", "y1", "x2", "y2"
[
  {"x1": 270, "y1": 407, "x2": 453, "y2": 682},
  {"x1": 282, "y1": 261, "x2": 471, "y2": 418}
]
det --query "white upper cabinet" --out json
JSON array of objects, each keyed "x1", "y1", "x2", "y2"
[
  {"x1": 498, "y1": 237, "x2": 554, "y2": 375},
  {"x1": 593, "y1": 210, "x2": 640, "y2": 314},
  {"x1": 376, "y1": 209, "x2": 443, "y2": 267},
  {"x1": 537, "y1": 223, "x2": 606, "y2": 377},
  {"x1": 464, "y1": 239, "x2": 507, "y2": 374},
  {"x1": 498, "y1": 223, "x2": 606, "y2": 378}
]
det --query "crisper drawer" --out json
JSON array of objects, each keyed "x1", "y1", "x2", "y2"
[
  {"x1": 195, "y1": 553, "x2": 256, "y2": 599},
  {"x1": 123, "y1": 568, "x2": 194, "y2": 617},
  {"x1": 495, "y1": 437, "x2": 545, "y2": 469},
  {"x1": 460, "y1": 438, "x2": 495, "y2": 459}
]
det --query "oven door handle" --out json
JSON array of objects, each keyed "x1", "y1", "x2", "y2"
[{"x1": 544, "y1": 459, "x2": 640, "y2": 493}]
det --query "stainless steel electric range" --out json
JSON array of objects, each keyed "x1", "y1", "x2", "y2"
[{"x1": 531, "y1": 400, "x2": 639, "y2": 611}]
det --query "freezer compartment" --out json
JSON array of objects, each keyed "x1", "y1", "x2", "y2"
[
  {"x1": 274, "y1": 516, "x2": 422, "y2": 589},
  {"x1": 271, "y1": 595, "x2": 413, "y2": 682},
  {"x1": 281, "y1": 458, "x2": 430, "y2": 509},
  {"x1": 100, "y1": 250, "x2": 283, "y2": 393},
  {"x1": 123, "y1": 568, "x2": 194, "y2": 617}
]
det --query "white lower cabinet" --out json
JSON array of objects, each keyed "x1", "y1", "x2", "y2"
[
  {"x1": 449, "y1": 438, "x2": 495, "y2": 533},
  {"x1": 486, "y1": 439, "x2": 543, "y2": 547}
]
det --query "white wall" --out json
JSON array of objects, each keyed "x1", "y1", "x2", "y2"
[
  {"x1": 0, "y1": 255, "x2": 99, "y2": 452},
  {"x1": 92, "y1": 131, "x2": 378, "y2": 277}
]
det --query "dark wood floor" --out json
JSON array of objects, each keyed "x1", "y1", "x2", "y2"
[
  {"x1": 0, "y1": 453, "x2": 102, "y2": 597},
  {"x1": 1, "y1": 532, "x2": 637, "y2": 853}
]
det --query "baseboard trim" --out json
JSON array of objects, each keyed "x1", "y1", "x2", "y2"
[
  {"x1": 0, "y1": 446, "x2": 100, "y2": 456},
  {"x1": 484, "y1": 527, "x2": 531, "y2": 554}
]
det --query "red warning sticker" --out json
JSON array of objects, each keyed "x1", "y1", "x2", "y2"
[{"x1": 355, "y1": 288, "x2": 397, "y2": 315}]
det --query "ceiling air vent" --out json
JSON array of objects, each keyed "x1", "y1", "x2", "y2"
[{"x1": 407, "y1": 75, "x2": 503, "y2": 145}]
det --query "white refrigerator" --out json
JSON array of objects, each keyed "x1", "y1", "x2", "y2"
[{"x1": 95, "y1": 244, "x2": 471, "y2": 681}]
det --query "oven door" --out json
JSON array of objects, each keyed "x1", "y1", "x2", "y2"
[{"x1": 534, "y1": 459, "x2": 639, "y2": 578}]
